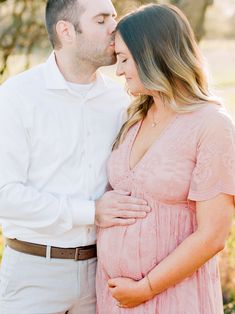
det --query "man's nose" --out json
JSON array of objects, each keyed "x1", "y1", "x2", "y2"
[{"x1": 109, "y1": 19, "x2": 117, "y2": 34}]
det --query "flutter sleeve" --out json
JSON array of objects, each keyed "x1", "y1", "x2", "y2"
[{"x1": 188, "y1": 107, "x2": 235, "y2": 204}]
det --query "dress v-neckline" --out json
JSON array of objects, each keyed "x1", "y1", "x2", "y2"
[{"x1": 128, "y1": 114, "x2": 179, "y2": 172}]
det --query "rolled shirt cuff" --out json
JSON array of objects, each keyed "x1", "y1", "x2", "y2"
[{"x1": 69, "y1": 197, "x2": 96, "y2": 226}]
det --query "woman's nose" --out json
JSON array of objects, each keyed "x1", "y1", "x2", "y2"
[{"x1": 116, "y1": 64, "x2": 124, "y2": 77}]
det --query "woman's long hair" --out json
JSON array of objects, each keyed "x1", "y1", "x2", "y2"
[{"x1": 113, "y1": 4, "x2": 220, "y2": 149}]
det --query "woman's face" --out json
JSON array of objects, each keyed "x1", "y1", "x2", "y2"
[{"x1": 115, "y1": 32, "x2": 148, "y2": 95}]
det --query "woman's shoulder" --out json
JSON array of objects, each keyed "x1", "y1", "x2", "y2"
[
  {"x1": 189, "y1": 103, "x2": 235, "y2": 131},
  {"x1": 188, "y1": 103, "x2": 235, "y2": 147}
]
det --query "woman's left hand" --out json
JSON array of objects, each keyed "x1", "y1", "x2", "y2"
[{"x1": 108, "y1": 276, "x2": 154, "y2": 308}]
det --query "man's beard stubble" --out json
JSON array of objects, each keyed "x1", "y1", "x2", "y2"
[{"x1": 75, "y1": 36, "x2": 117, "y2": 68}]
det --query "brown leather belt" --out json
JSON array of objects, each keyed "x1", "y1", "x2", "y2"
[{"x1": 6, "y1": 238, "x2": 97, "y2": 261}]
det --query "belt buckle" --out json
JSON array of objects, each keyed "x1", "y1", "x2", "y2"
[{"x1": 74, "y1": 248, "x2": 80, "y2": 261}]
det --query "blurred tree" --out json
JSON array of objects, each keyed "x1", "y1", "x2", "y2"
[
  {"x1": 112, "y1": 0, "x2": 214, "y2": 40},
  {"x1": 228, "y1": 12, "x2": 235, "y2": 38},
  {"x1": 0, "y1": 0, "x2": 213, "y2": 82},
  {"x1": 0, "y1": 0, "x2": 47, "y2": 81},
  {"x1": 171, "y1": 0, "x2": 214, "y2": 40}
]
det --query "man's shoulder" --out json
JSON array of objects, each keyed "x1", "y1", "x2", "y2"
[
  {"x1": 101, "y1": 73, "x2": 125, "y2": 92},
  {"x1": 0, "y1": 62, "x2": 44, "y2": 94},
  {"x1": 101, "y1": 73, "x2": 130, "y2": 104}
]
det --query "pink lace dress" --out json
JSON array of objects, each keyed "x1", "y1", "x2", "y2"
[{"x1": 96, "y1": 104, "x2": 235, "y2": 314}]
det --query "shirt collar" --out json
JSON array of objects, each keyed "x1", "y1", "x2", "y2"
[
  {"x1": 43, "y1": 52, "x2": 108, "y2": 98},
  {"x1": 44, "y1": 52, "x2": 68, "y2": 90}
]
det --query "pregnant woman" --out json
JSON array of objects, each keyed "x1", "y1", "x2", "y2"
[{"x1": 96, "y1": 4, "x2": 235, "y2": 313}]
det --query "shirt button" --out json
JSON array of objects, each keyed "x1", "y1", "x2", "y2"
[
  {"x1": 88, "y1": 164, "x2": 92, "y2": 169},
  {"x1": 87, "y1": 131, "x2": 91, "y2": 136}
]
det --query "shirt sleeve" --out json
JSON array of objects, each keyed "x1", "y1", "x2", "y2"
[
  {"x1": 0, "y1": 88, "x2": 95, "y2": 235},
  {"x1": 188, "y1": 107, "x2": 235, "y2": 204}
]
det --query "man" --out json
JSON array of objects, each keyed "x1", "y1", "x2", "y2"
[{"x1": 0, "y1": 0, "x2": 150, "y2": 313}]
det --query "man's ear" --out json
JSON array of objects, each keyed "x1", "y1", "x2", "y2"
[{"x1": 55, "y1": 20, "x2": 77, "y2": 46}]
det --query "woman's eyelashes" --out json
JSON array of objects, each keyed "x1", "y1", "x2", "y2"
[{"x1": 116, "y1": 54, "x2": 128, "y2": 64}]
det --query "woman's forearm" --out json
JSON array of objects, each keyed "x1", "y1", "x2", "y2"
[{"x1": 146, "y1": 230, "x2": 224, "y2": 295}]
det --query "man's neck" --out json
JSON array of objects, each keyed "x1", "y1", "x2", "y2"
[{"x1": 54, "y1": 50, "x2": 97, "y2": 84}]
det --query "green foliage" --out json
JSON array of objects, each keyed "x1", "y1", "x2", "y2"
[
  {"x1": 220, "y1": 222, "x2": 235, "y2": 313},
  {"x1": 224, "y1": 301, "x2": 235, "y2": 314}
]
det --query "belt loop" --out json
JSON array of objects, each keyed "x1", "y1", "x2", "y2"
[
  {"x1": 46, "y1": 245, "x2": 51, "y2": 259},
  {"x1": 75, "y1": 248, "x2": 80, "y2": 261}
]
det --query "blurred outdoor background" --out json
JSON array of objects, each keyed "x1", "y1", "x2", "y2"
[{"x1": 0, "y1": 0, "x2": 235, "y2": 312}]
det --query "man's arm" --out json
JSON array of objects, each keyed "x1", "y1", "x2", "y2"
[
  {"x1": 0, "y1": 90, "x2": 150, "y2": 234},
  {"x1": 95, "y1": 190, "x2": 150, "y2": 228}
]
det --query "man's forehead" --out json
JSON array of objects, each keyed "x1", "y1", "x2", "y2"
[{"x1": 79, "y1": 0, "x2": 116, "y2": 16}]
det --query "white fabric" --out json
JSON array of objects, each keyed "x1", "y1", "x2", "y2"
[
  {"x1": 66, "y1": 81, "x2": 94, "y2": 97},
  {"x1": 0, "y1": 246, "x2": 96, "y2": 314},
  {"x1": 0, "y1": 52, "x2": 129, "y2": 247}
]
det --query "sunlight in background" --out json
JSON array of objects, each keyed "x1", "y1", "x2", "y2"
[{"x1": 0, "y1": 0, "x2": 234, "y2": 311}]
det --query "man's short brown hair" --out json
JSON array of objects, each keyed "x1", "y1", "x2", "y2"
[{"x1": 45, "y1": 0, "x2": 84, "y2": 48}]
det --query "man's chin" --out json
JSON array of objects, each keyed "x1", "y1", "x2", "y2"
[
  {"x1": 105, "y1": 47, "x2": 117, "y2": 64},
  {"x1": 110, "y1": 54, "x2": 117, "y2": 65},
  {"x1": 102, "y1": 54, "x2": 117, "y2": 67},
  {"x1": 93, "y1": 51, "x2": 117, "y2": 68}
]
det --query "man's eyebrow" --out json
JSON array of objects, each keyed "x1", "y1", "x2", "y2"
[{"x1": 93, "y1": 12, "x2": 117, "y2": 18}]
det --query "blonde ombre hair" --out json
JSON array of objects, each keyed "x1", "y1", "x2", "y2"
[{"x1": 113, "y1": 4, "x2": 220, "y2": 149}]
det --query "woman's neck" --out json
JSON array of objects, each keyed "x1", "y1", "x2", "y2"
[{"x1": 151, "y1": 95, "x2": 174, "y2": 117}]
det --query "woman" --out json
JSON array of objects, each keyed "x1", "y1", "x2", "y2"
[{"x1": 96, "y1": 4, "x2": 235, "y2": 313}]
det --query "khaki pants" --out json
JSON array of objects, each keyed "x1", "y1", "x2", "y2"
[{"x1": 0, "y1": 246, "x2": 96, "y2": 314}]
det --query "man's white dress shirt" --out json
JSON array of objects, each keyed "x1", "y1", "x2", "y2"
[{"x1": 0, "y1": 53, "x2": 129, "y2": 247}]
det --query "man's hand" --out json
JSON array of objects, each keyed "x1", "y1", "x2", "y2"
[{"x1": 95, "y1": 190, "x2": 150, "y2": 228}]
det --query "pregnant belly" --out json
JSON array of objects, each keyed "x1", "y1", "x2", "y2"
[
  {"x1": 97, "y1": 205, "x2": 194, "y2": 279},
  {"x1": 97, "y1": 215, "x2": 158, "y2": 279}
]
